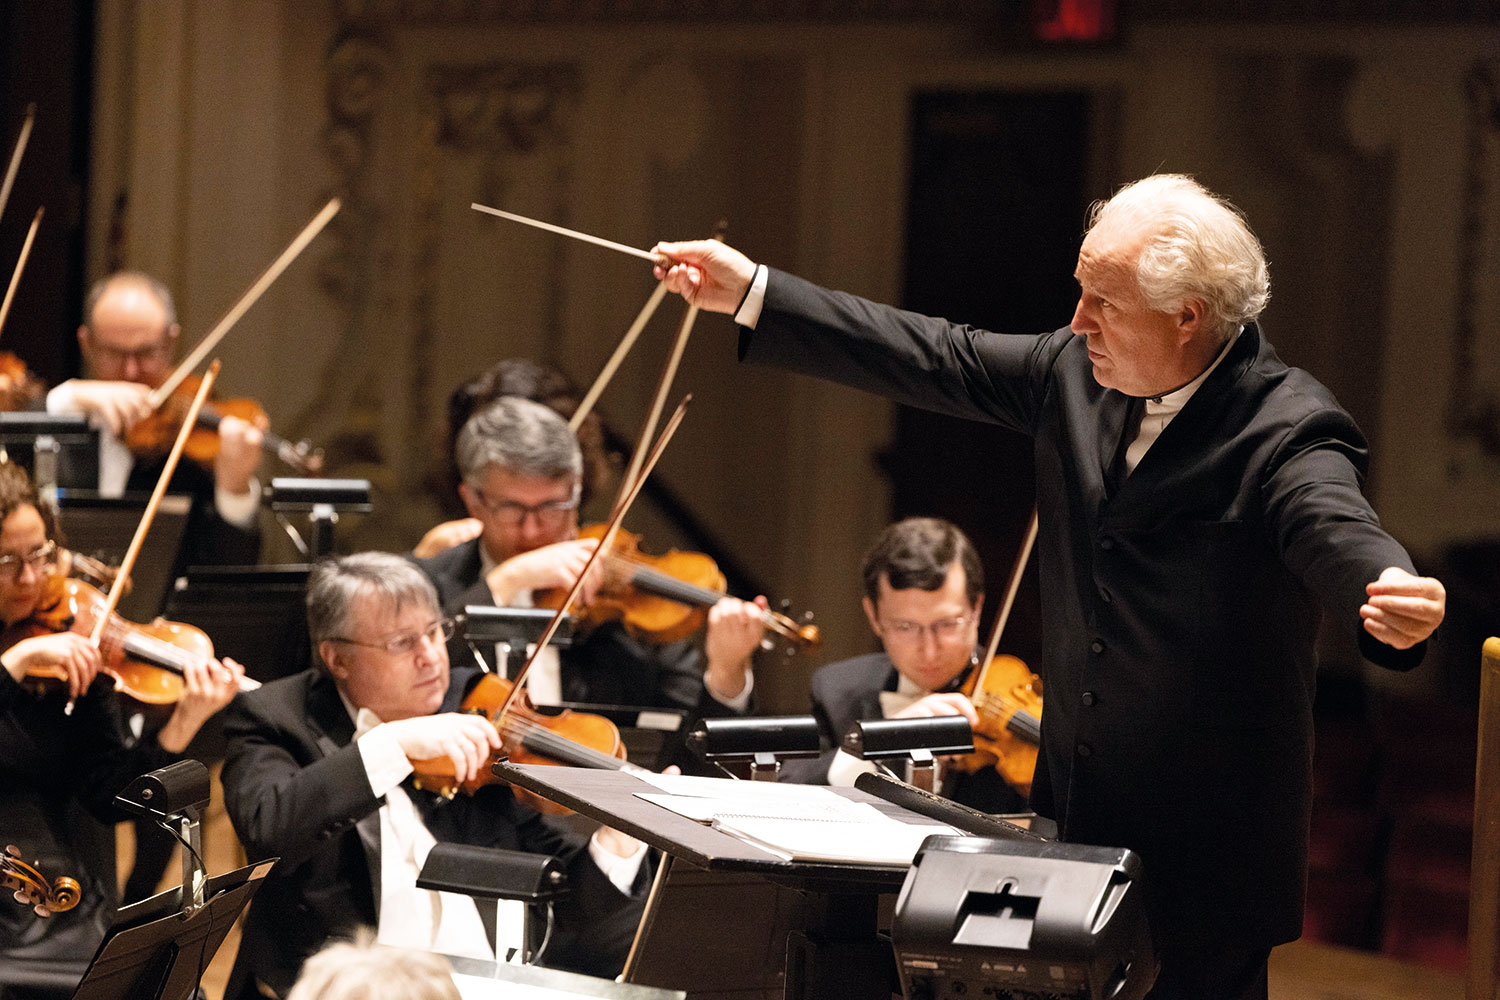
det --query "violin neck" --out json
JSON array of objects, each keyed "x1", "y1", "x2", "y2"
[
  {"x1": 1007, "y1": 709, "x2": 1041, "y2": 746},
  {"x1": 194, "y1": 410, "x2": 322, "y2": 474},
  {"x1": 624, "y1": 563, "x2": 724, "y2": 610},
  {"x1": 115, "y1": 629, "x2": 192, "y2": 677}
]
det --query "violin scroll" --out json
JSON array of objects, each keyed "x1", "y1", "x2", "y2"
[{"x1": 2, "y1": 845, "x2": 81, "y2": 917}]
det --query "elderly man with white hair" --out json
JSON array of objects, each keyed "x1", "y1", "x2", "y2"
[{"x1": 652, "y1": 174, "x2": 1446, "y2": 1000}]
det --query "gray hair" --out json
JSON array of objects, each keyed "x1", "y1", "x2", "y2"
[
  {"x1": 285, "y1": 929, "x2": 460, "y2": 1000},
  {"x1": 306, "y1": 552, "x2": 440, "y2": 663},
  {"x1": 455, "y1": 396, "x2": 582, "y2": 485},
  {"x1": 83, "y1": 271, "x2": 177, "y2": 328},
  {"x1": 1088, "y1": 174, "x2": 1270, "y2": 343}
]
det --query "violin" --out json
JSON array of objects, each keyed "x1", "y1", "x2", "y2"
[
  {"x1": 535, "y1": 524, "x2": 819, "y2": 651},
  {"x1": 944, "y1": 509, "x2": 1043, "y2": 795},
  {"x1": 947, "y1": 653, "x2": 1042, "y2": 795},
  {"x1": 125, "y1": 374, "x2": 324, "y2": 475},
  {"x1": 0, "y1": 351, "x2": 44, "y2": 412},
  {"x1": 410, "y1": 672, "x2": 638, "y2": 812},
  {"x1": 2, "y1": 844, "x2": 80, "y2": 918},
  {"x1": 3, "y1": 574, "x2": 258, "y2": 705}
]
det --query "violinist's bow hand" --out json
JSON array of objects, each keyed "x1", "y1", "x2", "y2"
[
  {"x1": 651, "y1": 240, "x2": 756, "y2": 314},
  {"x1": 64, "y1": 380, "x2": 155, "y2": 437},
  {"x1": 1361, "y1": 566, "x2": 1446, "y2": 650}
]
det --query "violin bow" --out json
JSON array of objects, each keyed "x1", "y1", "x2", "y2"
[
  {"x1": 70, "y1": 363, "x2": 221, "y2": 712},
  {"x1": 498, "y1": 395, "x2": 692, "y2": 719},
  {"x1": 975, "y1": 506, "x2": 1040, "y2": 687},
  {"x1": 0, "y1": 207, "x2": 40, "y2": 342},
  {"x1": 612, "y1": 223, "x2": 725, "y2": 508},
  {"x1": 0, "y1": 104, "x2": 35, "y2": 226},
  {"x1": 149, "y1": 198, "x2": 341, "y2": 409},
  {"x1": 569, "y1": 282, "x2": 668, "y2": 434}
]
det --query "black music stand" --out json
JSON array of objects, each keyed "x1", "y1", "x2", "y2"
[
  {"x1": 54, "y1": 493, "x2": 192, "y2": 621},
  {"x1": 69, "y1": 860, "x2": 273, "y2": 1000},
  {"x1": 162, "y1": 565, "x2": 312, "y2": 683},
  {"x1": 0, "y1": 413, "x2": 99, "y2": 494},
  {"x1": 491, "y1": 763, "x2": 989, "y2": 1000}
]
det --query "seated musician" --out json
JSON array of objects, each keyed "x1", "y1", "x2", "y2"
[
  {"x1": 780, "y1": 517, "x2": 1029, "y2": 814},
  {"x1": 44, "y1": 271, "x2": 262, "y2": 569},
  {"x1": 0, "y1": 460, "x2": 244, "y2": 999},
  {"x1": 417, "y1": 358, "x2": 611, "y2": 548},
  {"x1": 219, "y1": 552, "x2": 651, "y2": 1000},
  {"x1": 412, "y1": 396, "x2": 765, "y2": 716}
]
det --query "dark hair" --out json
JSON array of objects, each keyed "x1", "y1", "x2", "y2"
[
  {"x1": 441, "y1": 359, "x2": 609, "y2": 507},
  {"x1": 861, "y1": 517, "x2": 983, "y2": 607},
  {"x1": 0, "y1": 461, "x2": 54, "y2": 540}
]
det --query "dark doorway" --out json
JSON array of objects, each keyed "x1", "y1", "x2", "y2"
[{"x1": 885, "y1": 90, "x2": 1093, "y2": 666}]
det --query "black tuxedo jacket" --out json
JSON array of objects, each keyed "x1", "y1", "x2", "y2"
[
  {"x1": 220, "y1": 666, "x2": 646, "y2": 1000},
  {"x1": 125, "y1": 454, "x2": 260, "y2": 575},
  {"x1": 413, "y1": 538, "x2": 741, "y2": 720},
  {"x1": 742, "y1": 269, "x2": 1424, "y2": 955},
  {"x1": 780, "y1": 651, "x2": 1027, "y2": 814}
]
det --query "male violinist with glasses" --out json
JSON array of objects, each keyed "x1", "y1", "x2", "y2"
[
  {"x1": 220, "y1": 552, "x2": 650, "y2": 1000},
  {"x1": 44, "y1": 271, "x2": 263, "y2": 572},
  {"x1": 780, "y1": 517, "x2": 1029, "y2": 815},
  {"x1": 413, "y1": 396, "x2": 767, "y2": 722}
]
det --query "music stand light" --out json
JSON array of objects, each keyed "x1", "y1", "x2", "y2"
[
  {"x1": 841, "y1": 716, "x2": 974, "y2": 794},
  {"x1": 686, "y1": 715, "x2": 822, "y2": 780},
  {"x1": 266, "y1": 477, "x2": 372, "y2": 559},
  {"x1": 416, "y1": 843, "x2": 569, "y2": 965}
]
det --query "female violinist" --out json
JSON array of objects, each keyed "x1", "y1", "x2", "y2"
[
  {"x1": 0, "y1": 460, "x2": 244, "y2": 999},
  {"x1": 411, "y1": 397, "x2": 767, "y2": 739},
  {"x1": 778, "y1": 518, "x2": 1036, "y2": 813}
]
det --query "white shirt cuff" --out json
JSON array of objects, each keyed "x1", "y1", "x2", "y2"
[
  {"x1": 45, "y1": 381, "x2": 80, "y2": 415},
  {"x1": 704, "y1": 669, "x2": 754, "y2": 712},
  {"x1": 825, "y1": 748, "x2": 878, "y2": 788},
  {"x1": 733, "y1": 264, "x2": 768, "y2": 329},
  {"x1": 589, "y1": 832, "x2": 648, "y2": 895},
  {"x1": 214, "y1": 476, "x2": 262, "y2": 529},
  {"x1": 356, "y1": 724, "x2": 416, "y2": 798}
]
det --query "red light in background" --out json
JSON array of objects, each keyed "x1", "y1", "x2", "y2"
[{"x1": 1032, "y1": 0, "x2": 1116, "y2": 43}]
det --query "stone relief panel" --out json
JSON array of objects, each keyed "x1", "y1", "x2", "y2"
[{"x1": 1446, "y1": 60, "x2": 1500, "y2": 471}]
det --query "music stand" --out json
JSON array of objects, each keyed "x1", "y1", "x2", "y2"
[
  {"x1": 69, "y1": 859, "x2": 274, "y2": 1000},
  {"x1": 491, "y1": 763, "x2": 974, "y2": 1000},
  {"x1": 53, "y1": 493, "x2": 191, "y2": 621},
  {"x1": 162, "y1": 565, "x2": 312, "y2": 683},
  {"x1": 0, "y1": 413, "x2": 99, "y2": 496}
]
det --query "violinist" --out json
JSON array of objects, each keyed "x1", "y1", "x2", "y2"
[
  {"x1": 219, "y1": 553, "x2": 650, "y2": 1000},
  {"x1": 45, "y1": 271, "x2": 262, "y2": 572},
  {"x1": 779, "y1": 518, "x2": 1027, "y2": 814},
  {"x1": 0, "y1": 460, "x2": 242, "y2": 999},
  {"x1": 412, "y1": 396, "x2": 766, "y2": 718}
]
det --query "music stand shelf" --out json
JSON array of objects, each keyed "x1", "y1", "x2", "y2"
[
  {"x1": 493, "y1": 763, "x2": 929, "y2": 893},
  {"x1": 492, "y1": 763, "x2": 959, "y2": 1000}
]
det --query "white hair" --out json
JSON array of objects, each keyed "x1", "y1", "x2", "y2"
[
  {"x1": 285, "y1": 929, "x2": 461, "y2": 1000},
  {"x1": 1088, "y1": 174, "x2": 1270, "y2": 342}
]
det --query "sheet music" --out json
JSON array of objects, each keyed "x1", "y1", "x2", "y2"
[{"x1": 630, "y1": 773, "x2": 957, "y2": 865}]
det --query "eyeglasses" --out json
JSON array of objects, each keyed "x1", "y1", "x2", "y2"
[
  {"x1": 84, "y1": 331, "x2": 174, "y2": 368},
  {"x1": 469, "y1": 483, "x2": 581, "y2": 529},
  {"x1": 330, "y1": 618, "x2": 456, "y2": 657},
  {"x1": 0, "y1": 539, "x2": 57, "y2": 580},
  {"x1": 880, "y1": 615, "x2": 971, "y2": 645}
]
